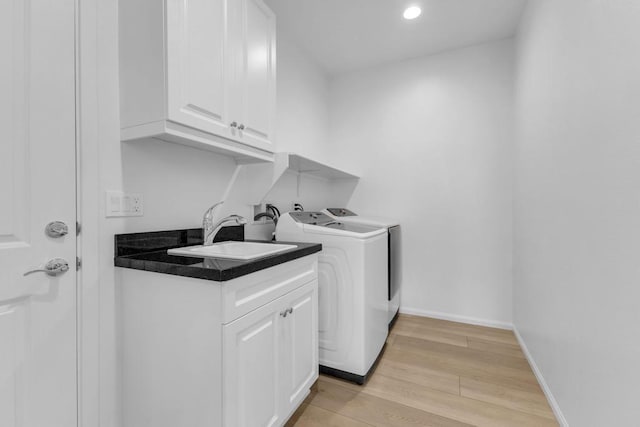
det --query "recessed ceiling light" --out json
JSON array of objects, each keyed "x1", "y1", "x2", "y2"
[{"x1": 403, "y1": 6, "x2": 422, "y2": 20}]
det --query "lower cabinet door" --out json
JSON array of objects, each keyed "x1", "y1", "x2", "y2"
[
  {"x1": 280, "y1": 281, "x2": 319, "y2": 418},
  {"x1": 223, "y1": 297, "x2": 282, "y2": 427},
  {"x1": 223, "y1": 281, "x2": 318, "y2": 427}
]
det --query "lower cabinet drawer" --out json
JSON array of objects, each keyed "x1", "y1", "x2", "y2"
[{"x1": 220, "y1": 255, "x2": 317, "y2": 324}]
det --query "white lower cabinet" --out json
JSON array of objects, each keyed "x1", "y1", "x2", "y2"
[
  {"x1": 223, "y1": 282, "x2": 318, "y2": 427},
  {"x1": 119, "y1": 255, "x2": 318, "y2": 427}
]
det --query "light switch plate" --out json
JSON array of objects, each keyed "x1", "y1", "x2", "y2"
[{"x1": 106, "y1": 191, "x2": 144, "y2": 217}]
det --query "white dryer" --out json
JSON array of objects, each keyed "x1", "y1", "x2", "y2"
[
  {"x1": 323, "y1": 209, "x2": 402, "y2": 326},
  {"x1": 275, "y1": 212, "x2": 388, "y2": 384}
]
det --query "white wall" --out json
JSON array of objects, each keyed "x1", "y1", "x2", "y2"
[
  {"x1": 273, "y1": 29, "x2": 331, "y2": 163},
  {"x1": 329, "y1": 40, "x2": 515, "y2": 326},
  {"x1": 249, "y1": 26, "x2": 355, "y2": 230},
  {"x1": 514, "y1": 1, "x2": 640, "y2": 425},
  {"x1": 262, "y1": 171, "x2": 357, "y2": 213}
]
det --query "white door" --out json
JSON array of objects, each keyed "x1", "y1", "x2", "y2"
[
  {"x1": 230, "y1": 0, "x2": 276, "y2": 152},
  {"x1": 167, "y1": 0, "x2": 233, "y2": 136},
  {"x1": 0, "y1": 0, "x2": 77, "y2": 426},
  {"x1": 281, "y1": 282, "x2": 318, "y2": 417},
  {"x1": 223, "y1": 298, "x2": 281, "y2": 427}
]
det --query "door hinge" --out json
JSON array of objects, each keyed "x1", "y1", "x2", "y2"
[
  {"x1": 76, "y1": 256, "x2": 82, "y2": 270},
  {"x1": 76, "y1": 221, "x2": 81, "y2": 236}
]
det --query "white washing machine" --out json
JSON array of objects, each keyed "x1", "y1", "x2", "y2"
[
  {"x1": 323, "y1": 208, "x2": 401, "y2": 326},
  {"x1": 276, "y1": 212, "x2": 388, "y2": 384}
]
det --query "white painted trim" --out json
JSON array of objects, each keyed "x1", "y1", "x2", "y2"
[
  {"x1": 77, "y1": 0, "x2": 100, "y2": 425},
  {"x1": 399, "y1": 307, "x2": 513, "y2": 330},
  {"x1": 513, "y1": 327, "x2": 569, "y2": 427},
  {"x1": 77, "y1": 0, "x2": 118, "y2": 425}
]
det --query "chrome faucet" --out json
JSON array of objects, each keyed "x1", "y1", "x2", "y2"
[{"x1": 202, "y1": 202, "x2": 247, "y2": 246}]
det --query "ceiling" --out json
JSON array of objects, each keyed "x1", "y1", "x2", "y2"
[{"x1": 264, "y1": 0, "x2": 527, "y2": 75}]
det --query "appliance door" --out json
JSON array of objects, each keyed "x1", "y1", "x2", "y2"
[{"x1": 388, "y1": 226, "x2": 401, "y2": 302}]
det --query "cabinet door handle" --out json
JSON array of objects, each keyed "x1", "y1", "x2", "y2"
[
  {"x1": 280, "y1": 307, "x2": 293, "y2": 318},
  {"x1": 230, "y1": 121, "x2": 238, "y2": 128}
]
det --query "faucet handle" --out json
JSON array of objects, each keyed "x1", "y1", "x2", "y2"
[{"x1": 228, "y1": 214, "x2": 248, "y2": 224}]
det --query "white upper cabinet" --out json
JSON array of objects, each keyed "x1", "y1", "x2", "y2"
[
  {"x1": 232, "y1": 0, "x2": 277, "y2": 150},
  {"x1": 119, "y1": 0, "x2": 276, "y2": 162}
]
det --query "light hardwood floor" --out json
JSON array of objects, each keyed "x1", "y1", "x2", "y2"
[{"x1": 287, "y1": 314, "x2": 558, "y2": 427}]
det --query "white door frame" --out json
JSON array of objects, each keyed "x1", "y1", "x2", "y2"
[{"x1": 76, "y1": 0, "x2": 118, "y2": 425}]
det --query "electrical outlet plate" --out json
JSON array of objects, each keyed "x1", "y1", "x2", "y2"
[{"x1": 106, "y1": 191, "x2": 144, "y2": 217}]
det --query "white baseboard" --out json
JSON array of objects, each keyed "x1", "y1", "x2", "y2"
[
  {"x1": 399, "y1": 307, "x2": 513, "y2": 330},
  {"x1": 513, "y1": 327, "x2": 569, "y2": 427}
]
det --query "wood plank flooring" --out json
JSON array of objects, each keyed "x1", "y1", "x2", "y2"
[{"x1": 288, "y1": 314, "x2": 558, "y2": 427}]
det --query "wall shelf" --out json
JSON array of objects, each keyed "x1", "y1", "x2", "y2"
[
  {"x1": 224, "y1": 152, "x2": 359, "y2": 207},
  {"x1": 277, "y1": 153, "x2": 359, "y2": 180}
]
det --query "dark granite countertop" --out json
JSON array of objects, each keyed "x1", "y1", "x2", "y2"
[{"x1": 114, "y1": 227, "x2": 322, "y2": 282}]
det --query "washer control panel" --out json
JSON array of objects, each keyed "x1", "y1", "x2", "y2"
[
  {"x1": 290, "y1": 212, "x2": 334, "y2": 225},
  {"x1": 326, "y1": 208, "x2": 357, "y2": 217}
]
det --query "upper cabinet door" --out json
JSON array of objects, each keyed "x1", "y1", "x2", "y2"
[
  {"x1": 166, "y1": 0, "x2": 232, "y2": 136},
  {"x1": 233, "y1": 0, "x2": 276, "y2": 152}
]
